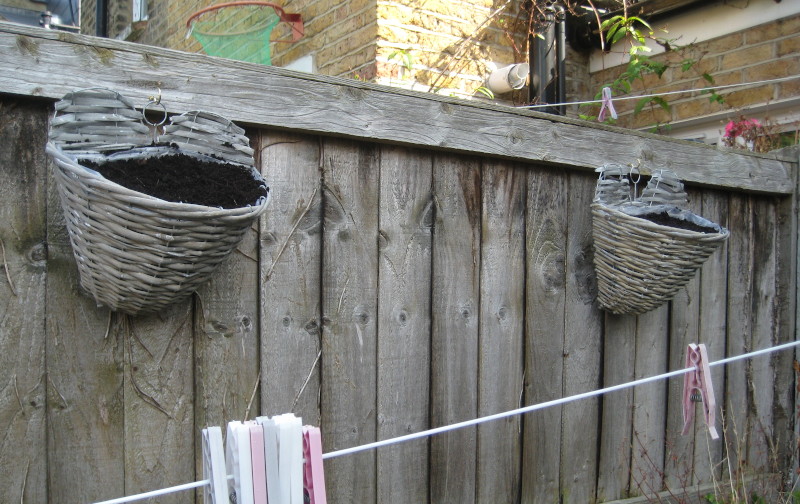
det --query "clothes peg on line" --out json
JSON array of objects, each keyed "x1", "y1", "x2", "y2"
[
  {"x1": 303, "y1": 426, "x2": 328, "y2": 504},
  {"x1": 682, "y1": 343, "x2": 719, "y2": 440},
  {"x1": 202, "y1": 426, "x2": 228, "y2": 504},
  {"x1": 226, "y1": 421, "x2": 255, "y2": 504},
  {"x1": 249, "y1": 422, "x2": 268, "y2": 504}
]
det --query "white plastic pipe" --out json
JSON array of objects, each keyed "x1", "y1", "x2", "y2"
[{"x1": 487, "y1": 63, "x2": 529, "y2": 94}]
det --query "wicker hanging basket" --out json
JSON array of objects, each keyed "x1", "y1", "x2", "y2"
[
  {"x1": 591, "y1": 164, "x2": 729, "y2": 315},
  {"x1": 46, "y1": 88, "x2": 270, "y2": 314}
]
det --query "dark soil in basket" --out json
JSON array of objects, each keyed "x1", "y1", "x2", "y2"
[
  {"x1": 83, "y1": 152, "x2": 268, "y2": 209},
  {"x1": 641, "y1": 211, "x2": 719, "y2": 234}
]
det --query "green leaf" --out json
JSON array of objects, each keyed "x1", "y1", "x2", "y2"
[
  {"x1": 702, "y1": 72, "x2": 715, "y2": 84},
  {"x1": 633, "y1": 97, "x2": 651, "y2": 116},
  {"x1": 652, "y1": 96, "x2": 670, "y2": 112},
  {"x1": 681, "y1": 59, "x2": 695, "y2": 71},
  {"x1": 475, "y1": 86, "x2": 494, "y2": 99}
]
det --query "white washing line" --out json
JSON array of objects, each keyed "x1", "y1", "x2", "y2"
[
  {"x1": 519, "y1": 75, "x2": 800, "y2": 110},
  {"x1": 94, "y1": 339, "x2": 800, "y2": 504}
]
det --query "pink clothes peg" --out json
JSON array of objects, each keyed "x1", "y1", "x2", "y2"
[
  {"x1": 682, "y1": 343, "x2": 719, "y2": 440},
  {"x1": 302, "y1": 426, "x2": 328, "y2": 504},
  {"x1": 249, "y1": 423, "x2": 268, "y2": 504},
  {"x1": 598, "y1": 87, "x2": 618, "y2": 122}
]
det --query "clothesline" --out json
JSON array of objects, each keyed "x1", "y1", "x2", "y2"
[
  {"x1": 94, "y1": 339, "x2": 800, "y2": 504},
  {"x1": 518, "y1": 74, "x2": 799, "y2": 110}
]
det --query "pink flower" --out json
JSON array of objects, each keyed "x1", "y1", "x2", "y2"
[{"x1": 724, "y1": 117, "x2": 761, "y2": 139}]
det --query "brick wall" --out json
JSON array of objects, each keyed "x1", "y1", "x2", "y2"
[
  {"x1": 587, "y1": 13, "x2": 800, "y2": 131},
  {"x1": 371, "y1": 0, "x2": 527, "y2": 98},
  {"x1": 270, "y1": 0, "x2": 378, "y2": 78}
]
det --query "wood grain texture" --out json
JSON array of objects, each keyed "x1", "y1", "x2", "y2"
[
  {"x1": 376, "y1": 146, "x2": 433, "y2": 504},
  {"x1": 259, "y1": 131, "x2": 323, "y2": 424},
  {"x1": 772, "y1": 149, "x2": 797, "y2": 473},
  {"x1": 430, "y1": 153, "x2": 481, "y2": 504},
  {"x1": 0, "y1": 22, "x2": 792, "y2": 195},
  {"x1": 123, "y1": 306, "x2": 194, "y2": 503},
  {"x1": 0, "y1": 98, "x2": 48, "y2": 504},
  {"x1": 321, "y1": 138, "x2": 379, "y2": 503},
  {"x1": 561, "y1": 173, "x2": 601, "y2": 503},
  {"x1": 597, "y1": 314, "x2": 636, "y2": 501},
  {"x1": 46, "y1": 158, "x2": 124, "y2": 503},
  {"x1": 193, "y1": 163, "x2": 262, "y2": 486},
  {"x1": 748, "y1": 197, "x2": 777, "y2": 471},
  {"x1": 522, "y1": 167, "x2": 567, "y2": 503},
  {"x1": 629, "y1": 306, "x2": 669, "y2": 498},
  {"x1": 695, "y1": 190, "x2": 729, "y2": 483},
  {"x1": 476, "y1": 161, "x2": 525, "y2": 503},
  {"x1": 724, "y1": 194, "x2": 754, "y2": 476},
  {"x1": 663, "y1": 190, "x2": 702, "y2": 491}
]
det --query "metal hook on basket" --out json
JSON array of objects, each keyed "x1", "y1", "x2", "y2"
[
  {"x1": 142, "y1": 88, "x2": 168, "y2": 144},
  {"x1": 628, "y1": 159, "x2": 642, "y2": 200}
]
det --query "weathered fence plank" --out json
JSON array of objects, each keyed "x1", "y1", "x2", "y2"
[
  {"x1": 46, "y1": 174, "x2": 124, "y2": 502},
  {"x1": 725, "y1": 194, "x2": 754, "y2": 475},
  {"x1": 561, "y1": 173, "x2": 602, "y2": 502},
  {"x1": 259, "y1": 131, "x2": 323, "y2": 423},
  {"x1": 193, "y1": 204, "x2": 261, "y2": 431},
  {"x1": 321, "y1": 139, "x2": 380, "y2": 502},
  {"x1": 0, "y1": 99, "x2": 48, "y2": 504},
  {"x1": 430, "y1": 154, "x2": 481, "y2": 503},
  {"x1": 695, "y1": 191, "x2": 729, "y2": 483},
  {"x1": 597, "y1": 314, "x2": 636, "y2": 501},
  {"x1": 124, "y1": 305, "x2": 194, "y2": 503},
  {"x1": 376, "y1": 146, "x2": 433, "y2": 503},
  {"x1": 663, "y1": 191, "x2": 703, "y2": 493},
  {"x1": 629, "y1": 305, "x2": 669, "y2": 497},
  {"x1": 522, "y1": 167, "x2": 567, "y2": 503},
  {"x1": 476, "y1": 162, "x2": 526, "y2": 502},
  {"x1": 749, "y1": 198, "x2": 778, "y2": 471},
  {"x1": 0, "y1": 22, "x2": 792, "y2": 195}
]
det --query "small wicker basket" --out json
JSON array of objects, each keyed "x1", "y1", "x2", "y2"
[
  {"x1": 591, "y1": 165, "x2": 729, "y2": 315},
  {"x1": 46, "y1": 89, "x2": 269, "y2": 314}
]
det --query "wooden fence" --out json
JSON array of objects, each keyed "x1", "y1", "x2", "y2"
[{"x1": 0, "y1": 22, "x2": 797, "y2": 503}]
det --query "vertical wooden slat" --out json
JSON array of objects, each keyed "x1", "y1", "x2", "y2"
[
  {"x1": 0, "y1": 99, "x2": 48, "y2": 503},
  {"x1": 193, "y1": 126, "x2": 262, "y2": 452},
  {"x1": 695, "y1": 190, "x2": 729, "y2": 483},
  {"x1": 123, "y1": 305, "x2": 194, "y2": 503},
  {"x1": 725, "y1": 194, "x2": 754, "y2": 476},
  {"x1": 561, "y1": 173, "x2": 601, "y2": 502},
  {"x1": 376, "y1": 145, "x2": 432, "y2": 504},
  {"x1": 476, "y1": 162, "x2": 525, "y2": 503},
  {"x1": 259, "y1": 131, "x2": 323, "y2": 423},
  {"x1": 46, "y1": 167, "x2": 124, "y2": 502},
  {"x1": 522, "y1": 167, "x2": 566, "y2": 503},
  {"x1": 321, "y1": 138, "x2": 379, "y2": 503},
  {"x1": 772, "y1": 156, "x2": 797, "y2": 474},
  {"x1": 663, "y1": 189, "x2": 702, "y2": 492},
  {"x1": 748, "y1": 197, "x2": 777, "y2": 471},
  {"x1": 597, "y1": 314, "x2": 635, "y2": 501},
  {"x1": 628, "y1": 305, "x2": 669, "y2": 498},
  {"x1": 430, "y1": 153, "x2": 480, "y2": 504}
]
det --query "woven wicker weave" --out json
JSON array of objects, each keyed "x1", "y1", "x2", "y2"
[
  {"x1": 591, "y1": 166, "x2": 729, "y2": 315},
  {"x1": 47, "y1": 89, "x2": 269, "y2": 314}
]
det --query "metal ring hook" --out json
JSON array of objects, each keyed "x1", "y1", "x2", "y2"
[{"x1": 142, "y1": 89, "x2": 168, "y2": 143}]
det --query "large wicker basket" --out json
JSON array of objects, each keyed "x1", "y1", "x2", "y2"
[
  {"x1": 591, "y1": 165, "x2": 729, "y2": 315},
  {"x1": 46, "y1": 89, "x2": 269, "y2": 314}
]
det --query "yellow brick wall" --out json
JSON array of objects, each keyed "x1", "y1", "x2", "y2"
[
  {"x1": 587, "y1": 13, "x2": 800, "y2": 130},
  {"x1": 372, "y1": 0, "x2": 527, "y2": 98},
  {"x1": 270, "y1": 0, "x2": 378, "y2": 78}
]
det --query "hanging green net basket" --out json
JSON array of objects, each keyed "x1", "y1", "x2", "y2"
[{"x1": 187, "y1": 1, "x2": 303, "y2": 65}]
